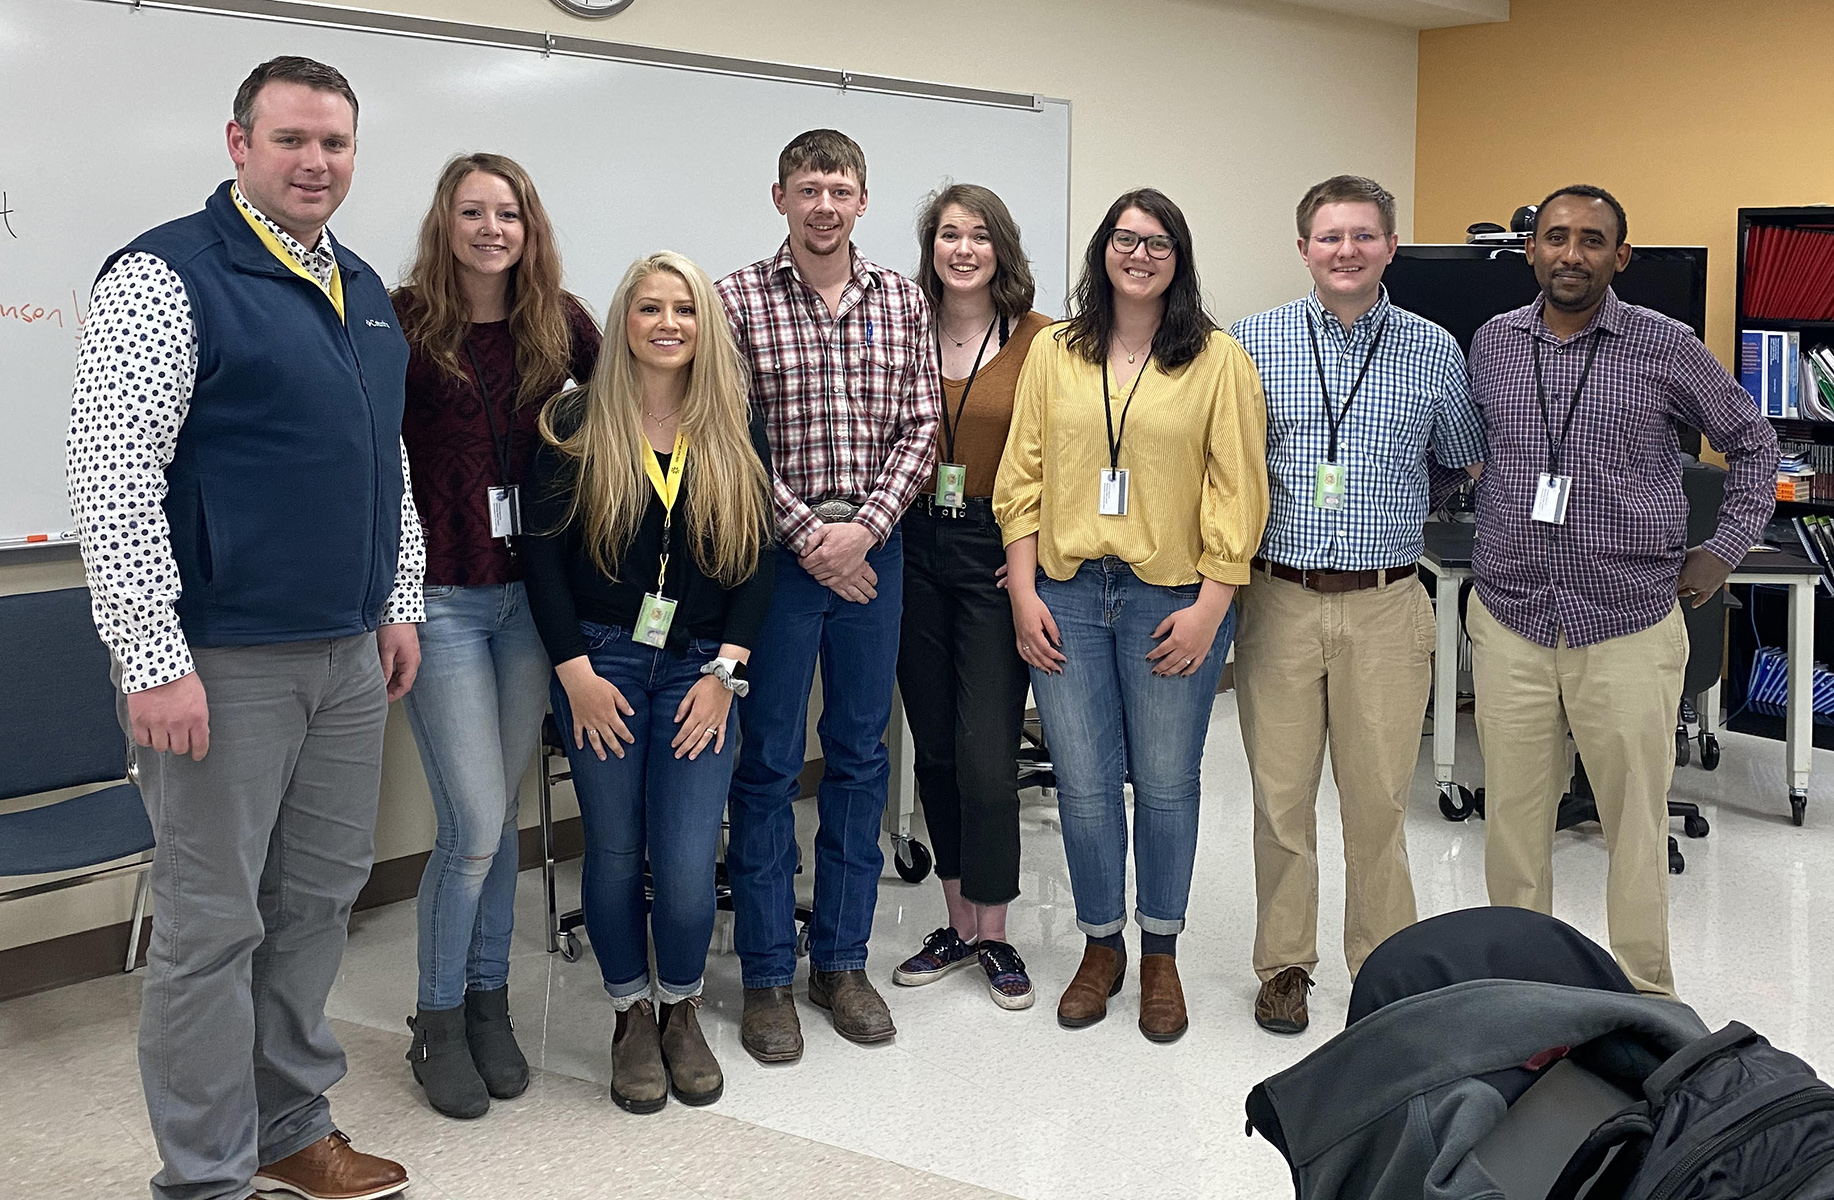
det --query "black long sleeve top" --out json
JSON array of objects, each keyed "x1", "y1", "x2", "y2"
[{"x1": 522, "y1": 407, "x2": 778, "y2": 665}]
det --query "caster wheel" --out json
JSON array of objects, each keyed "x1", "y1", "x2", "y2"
[
  {"x1": 559, "y1": 932, "x2": 581, "y2": 963},
  {"x1": 1473, "y1": 787, "x2": 1486, "y2": 819},
  {"x1": 893, "y1": 838, "x2": 933, "y2": 884},
  {"x1": 1669, "y1": 850, "x2": 1685, "y2": 875},
  {"x1": 1684, "y1": 814, "x2": 1710, "y2": 839},
  {"x1": 794, "y1": 925, "x2": 811, "y2": 958},
  {"x1": 1699, "y1": 734, "x2": 1720, "y2": 771},
  {"x1": 1674, "y1": 730, "x2": 1691, "y2": 768},
  {"x1": 1792, "y1": 795, "x2": 1807, "y2": 827},
  {"x1": 1439, "y1": 784, "x2": 1477, "y2": 822}
]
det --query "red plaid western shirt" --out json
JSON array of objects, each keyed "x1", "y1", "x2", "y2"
[{"x1": 718, "y1": 241, "x2": 941, "y2": 554}]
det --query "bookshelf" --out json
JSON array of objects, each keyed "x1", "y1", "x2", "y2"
[{"x1": 1732, "y1": 207, "x2": 1834, "y2": 749}]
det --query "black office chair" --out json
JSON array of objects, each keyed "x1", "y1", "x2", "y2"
[{"x1": 0, "y1": 588, "x2": 156, "y2": 974}]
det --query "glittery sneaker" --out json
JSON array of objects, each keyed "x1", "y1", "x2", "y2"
[
  {"x1": 891, "y1": 927, "x2": 978, "y2": 986},
  {"x1": 976, "y1": 939, "x2": 1035, "y2": 1010}
]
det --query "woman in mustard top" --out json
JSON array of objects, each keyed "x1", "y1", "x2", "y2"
[{"x1": 994, "y1": 188, "x2": 1270, "y2": 1043}]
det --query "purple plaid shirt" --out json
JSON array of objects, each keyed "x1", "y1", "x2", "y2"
[
  {"x1": 1470, "y1": 289, "x2": 1777, "y2": 649},
  {"x1": 718, "y1": 241, "x2": 941, "y2": 555}
]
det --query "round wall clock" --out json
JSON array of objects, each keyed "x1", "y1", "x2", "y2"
[{"x1": 550, "y1": 0, "x2": 636, "y2": 17}]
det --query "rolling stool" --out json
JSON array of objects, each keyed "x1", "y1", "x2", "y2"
[{"x1": 537, "y1": 713, "x2": 814, "y2": 962}]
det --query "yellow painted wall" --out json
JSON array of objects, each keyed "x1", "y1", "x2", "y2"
[{"x1": 1416, "y1": 0, "x2": 1834, "y2": 367}]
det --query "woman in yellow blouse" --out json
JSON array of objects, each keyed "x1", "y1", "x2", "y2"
[{"x1": 994, "y1": 187, "x2": 1269, "y2": 1044}]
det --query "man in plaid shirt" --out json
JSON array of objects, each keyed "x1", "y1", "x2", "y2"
[
  {"x1": 718, "y1": 129, "x2": 940, "y2": 1062},
  {"x1": 1468, "y1": 185, "x2": 1776, "y2": 998}
]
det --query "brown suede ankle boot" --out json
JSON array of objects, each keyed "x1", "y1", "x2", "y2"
[{"x1": 1057, "y1": 942, "x2": 1126, "y2": 1029}]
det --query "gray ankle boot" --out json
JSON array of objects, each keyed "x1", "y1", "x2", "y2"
[
  {"x1": 407, "y1": 1004, "x2": 490, "y2": 1119},
  {"x1": 610, "y1": 999, "x2": 667, "y2": 1114},
  {"x1": 660, "y1": 996, "x2": 723, "y2": 1106},
  {"x1": 464, "y1": 986, "x2": 530, "y2": 1099}
]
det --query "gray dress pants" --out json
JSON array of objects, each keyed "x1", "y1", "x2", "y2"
[{"x1": 120, "y1": 634, "x2": 387, "y2": 1200}]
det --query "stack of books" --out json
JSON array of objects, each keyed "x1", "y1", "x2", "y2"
[
  {"x1": 1740, "y1": 331, "x2": 1834, "y2": 420},
  {"x1": 1776, "y1": 439, "x2": 1834, "y2": 502},
  {"x1": 1744, "y1": 224, "x2": 1834, "y2": 320}
]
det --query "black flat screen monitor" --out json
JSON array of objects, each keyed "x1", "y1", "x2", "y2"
[
  {"x1": 1382, "y1": 244, "x2": 1709, "y2": 354},
  {"x1": 1384, "y1": 244, "x2": 1710, "y2": 454}
]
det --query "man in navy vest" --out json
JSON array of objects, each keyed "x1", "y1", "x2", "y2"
[{"x1": 66, "y1": 57, "x2": 422, "y2": 1200}]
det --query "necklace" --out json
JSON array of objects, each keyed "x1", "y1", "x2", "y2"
[
  {"x1": 1115, "y1": 331, "x2": 1153, "y2": 365},
  {"x1": 941, "y1": 314, "x2": 995, "y2": 348},
  {"x1": 644, "y1": 407, "x2": 679, "y2": 423}
]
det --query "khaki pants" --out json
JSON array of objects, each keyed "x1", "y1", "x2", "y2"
[
  {"x1": 1467, "y1": 591, "x2": 1687, "y2": 998},
  {"x1": 1236, "y1": 567, "x2": 1434, "y2": 981}
]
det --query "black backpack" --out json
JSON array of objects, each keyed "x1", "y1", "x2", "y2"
[{"x1": 1547, "y1": 1022, "x2": 1834, "y2": 1200}]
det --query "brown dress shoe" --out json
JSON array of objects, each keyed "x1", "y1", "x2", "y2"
[
  {"x1": 1057, "y1": 942, "x2": 1126, "y2": 1029},
  {"x1": 250, "y1": 1130, "x2": 407, "y2": 1200},
  {"x1": 807, "y1": 969, "x2": 896, "y2": 1043},
  {"x1": 741, "y1": 985, "x2": 804, "y2": 1063},
  {"x1": 1255, "y1": 966, "x2": 1314, "y2": 1035},
  {"x1": 1138, "y1": 954, "x2": 1188, "y2": 1043}
]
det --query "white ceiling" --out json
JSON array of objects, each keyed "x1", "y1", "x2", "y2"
[{"x1": 1275, "y1": 0, "x2": 1509, "y2": 29}]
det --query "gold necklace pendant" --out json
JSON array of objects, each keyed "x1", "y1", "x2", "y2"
[{"x1": 1127, "y1": 352, "x2": 1137, "y2": 364}]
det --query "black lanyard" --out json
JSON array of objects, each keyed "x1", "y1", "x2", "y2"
[
  {"x1": 937, "y1": 317, "x2": 998, "y2": 463},
  {"x1": 1102, "y1": 355, "x2": 1149, "y2": 474},
  {"x1": 462, "y1": 340, "x2": 516, "y2": 485},
  {"x1": 1306, "y1": 309, "x2": 1389, "y2": 463},
  {"x1": 1531, "y1": 331, "x2": 1604, "y2": 477}
]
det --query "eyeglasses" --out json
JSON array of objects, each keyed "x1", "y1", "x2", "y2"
[{"x1": 1109, "y1": 228, "x2": 1176, "y2": 260}]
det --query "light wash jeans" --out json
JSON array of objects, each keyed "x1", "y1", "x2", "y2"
[
  {"x1": 1028, "y1": 558, "x2": 1234, "y2": 937},
  {"x1": 401, "y1": 583, "x2": 552, "y2": 1010}
]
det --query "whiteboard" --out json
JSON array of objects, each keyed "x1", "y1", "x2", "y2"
[{"x1": 0, "y1": 0, "x2": 1071, "y2": 545}]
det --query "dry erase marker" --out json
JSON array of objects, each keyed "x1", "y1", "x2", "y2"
[{"x1": 0, "y1": 530, "x2": 78, "y2": 548}]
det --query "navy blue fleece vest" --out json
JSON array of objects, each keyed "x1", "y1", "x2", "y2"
[{"x1": 100, "y1": 181, "x2": 410, "y2": 646}]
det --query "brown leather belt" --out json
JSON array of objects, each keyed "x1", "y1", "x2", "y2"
[{"x1": 1252, "y1": 557, "x2": 1416, "y2": 594}]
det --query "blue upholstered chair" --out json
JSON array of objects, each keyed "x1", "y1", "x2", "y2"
[{"x1": 0, "y1": 586, "x2": 155, "y2": 974}]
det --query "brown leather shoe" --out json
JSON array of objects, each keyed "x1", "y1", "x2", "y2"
[
  {"x1": 807, "y1": 969, "x2": 896, "y2": 1043},
  {"x1": 741, "y1": 985, "x2": 804, "y2": 1063},
  {"x1": 1057, "y1": 942, "x2": 1126, "y2": 1029},
  {"x1": 1255, "y1": 966, "x2": 1314, "y2": 1035},
  {"x1": 1138, "y1": 954, "x2": 1188, "y2": 1043},
  {"x1": 250, "y1": 1130, "x2": 407, "y2": 1200}
]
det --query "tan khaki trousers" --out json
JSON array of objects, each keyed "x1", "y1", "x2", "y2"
[
  {"x1": 1236, "y1": 567, "x2": 1435, "y2": 982},
  {"x1": 1466, "y1": 591, "x2": 1687, "y2": 998}
]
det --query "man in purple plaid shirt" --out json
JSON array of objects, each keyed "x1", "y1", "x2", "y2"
[
  {"x1": 1467, "y1": 185, "x2": 1777, "y2": 998},
  {"x1": 717, "y1": 129, "x2": 941, "y2": 1062}
]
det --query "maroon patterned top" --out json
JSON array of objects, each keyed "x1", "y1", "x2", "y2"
[{"x1": 398, "y1": 292, "x2": 602, "y2": 586}]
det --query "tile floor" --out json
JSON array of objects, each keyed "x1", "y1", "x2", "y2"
[{"x1": 4, "y1": 696, "x2": 1832, "y2": 1199}]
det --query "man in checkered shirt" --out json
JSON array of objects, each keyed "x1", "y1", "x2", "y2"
[
  {"x1": 1230, "y1": 175, "x2": 1484, "y2": 1036},
  {"x1": 716, "y1": 129, "x2": 940, "y2": 1063},
  {"x1": 1467, "y1": 185, "x2": 1776, "y2": 999}
]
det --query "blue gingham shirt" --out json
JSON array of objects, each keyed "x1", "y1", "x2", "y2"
[{"x1": 1231, "y1": 289, "x2": 1484, "y2": 570}]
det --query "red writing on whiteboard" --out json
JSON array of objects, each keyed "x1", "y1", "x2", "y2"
[{"x1": 0, "y1": 301, "x2": 64, "y2": 327}]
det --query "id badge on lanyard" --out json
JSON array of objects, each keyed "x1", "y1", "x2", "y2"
[
  {"x1": 1099, "y1": 358, "x2": 1146, "y2": 518},
  {"x1": 1532, "y1": 473, "x2": 1573, "y2": 525},
  {"x1": 1313, "y1": 462, "x2": 1347, "y2": 511},
  {"x1": 636, "y1": 430, "x2": 689, "y2": 649},
  {"x1": 487, "y1": 485, "x2": 522, "y2": 537},
  {"x1": 935, "y1": 463, "x2": 967, "y2": 510}
]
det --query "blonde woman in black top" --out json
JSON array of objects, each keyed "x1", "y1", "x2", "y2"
[{"x1": 523, "y1": 251, "x2": 775, "y2": 1114}]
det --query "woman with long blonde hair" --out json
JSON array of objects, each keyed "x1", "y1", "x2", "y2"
[
  {"x1": 393, "y1": 153, "x2": 600, "y2": 1120},
  {"x1": 523, "y1": 251, "x2": 775, "y2": 1114}
]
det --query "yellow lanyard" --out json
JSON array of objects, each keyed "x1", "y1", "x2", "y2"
[
  {"x1": 644, "y1": 431, "x2": 689, "y2": 592},
  {"x1": 233, "y1": 201, "x2": 346, "y2": 323}
]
